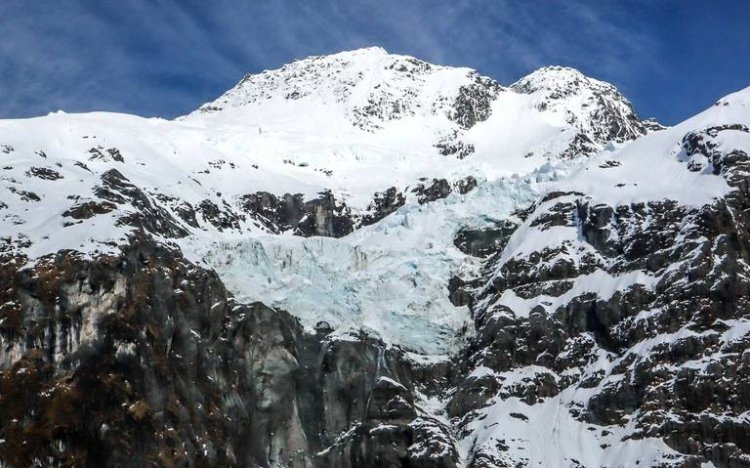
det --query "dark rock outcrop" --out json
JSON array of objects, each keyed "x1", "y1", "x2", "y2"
[
  {"x1": 453, "y1": 221, "x2": 517, "y2": 258},
  {"x1": 413, "y1": 179, "x2": 452, "y2": 205},
  {"x1": 239, "y1": 190, "x2": 354, "y2": 238},
  {"x1": 94, "y1": 169, "x2": 189, "y2": 238},
  {"x1": 360, "y1": 187, "x2": 406, "y2": 227},
  {"x1": 197, "y1": 199, "x2": 245, "y2": 232},
  {"x1": 25, "y1": 166, "x2": 63, "y2": 181},
  {"x1": 62, "y1": 200, "x2": 117, "y2": 220}
]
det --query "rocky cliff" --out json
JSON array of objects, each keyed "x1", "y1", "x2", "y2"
[{"x1": 0, "y1": 235, "x2": 457, "y2": 467}]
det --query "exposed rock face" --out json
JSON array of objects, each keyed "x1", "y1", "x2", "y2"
[
  {"x1": 0, "y1": 237, "x2": 307, "y2": 466},
  {"x1": 94, "y1": 169, "x2": 189, "y2": 238},
  {"x1": 237, "y1": 178, "x2": 478, "y2": 238},
  {"x1": 449, "y1": 76, "x2": 502, "y2": 130},
  {"x1": 197, "y1": 199, "x2": 245, "y2": 232},
  {"x1": 0, "y1": 235, "x2": 455, "y2": 467},
  {"x1": 511, "y1": 66, "x2": 650, "y2": 158},
  {"x1": 310, "y1": 337, "x2": 457, "y2": 468},
  {"x1": 26, "y1": 166, "x2": 63, "y2": 181},
  {"x1": 413, "y1": 179, "x2": 452, "y2": 205},
  {"x1": 239, "y1": 190, "x2": 355, "y2": 238},
  {"x1": 412, "y1": 177, "x2": 478, "y2": 205},
  {"x1": 453, "y1": 220, "x2": 517, "y2": 258},
  {"x1": 434, "y1": 132, "x2": 476, "y2": 159},
  {"x1": 360, "y1": 187, "x2": 406, "y2": 226},
  {"x1": 62, "y1": 200, "x2": 117, "y2": 220}
]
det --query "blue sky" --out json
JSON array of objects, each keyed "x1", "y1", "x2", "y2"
[{"x1": 1, "y1": 0, "x2": 748, "y2": 124}]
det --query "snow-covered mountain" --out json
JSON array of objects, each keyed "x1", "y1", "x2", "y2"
[
  {"x1": 0, "y1": 48, "x2": 651, "y2": 354},
  {"x1": 1, "y1": 48, "x2": 749, "y2": 467}
]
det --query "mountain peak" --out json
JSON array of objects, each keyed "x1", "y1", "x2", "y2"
[
  {"x1": 260, "y1": 46, "x2": 395, "y2": 78},
  {"x1": 510, "y1": 65, "x2": 649, "y2": 145},
  {"x1": 525, "y1": 64, "x2": 586, "y2": 79},
  {"x1": 512, "y1": 65, "x2": 611, "y2": 95},
  {"x1": 317, "y1": 46, "x2": 390, "y2": 59},
  {"x1": 189, "y1": 48, "x2": 499, "y2": 133}
]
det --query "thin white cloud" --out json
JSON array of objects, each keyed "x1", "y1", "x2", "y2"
[{"x1": 0, "y1": 0, "x2": 664, "y2": 118}]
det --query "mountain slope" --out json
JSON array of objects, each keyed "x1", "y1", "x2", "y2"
[{"x1": 451, "y1": 87, "x2": 750, "y2": 467}]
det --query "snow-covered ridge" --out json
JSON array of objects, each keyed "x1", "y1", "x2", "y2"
[
  {"x1": 189, "y1": 48, "x2": 649, "y2": 160},
  {"x1": 191, "y1": 47, "x2": 500, "y2": 132}
]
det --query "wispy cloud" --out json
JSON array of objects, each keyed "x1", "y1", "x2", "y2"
[{"x1": 0, "y1": 0, "x2": 747, "y2": 123}]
